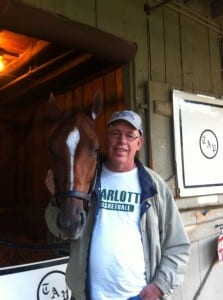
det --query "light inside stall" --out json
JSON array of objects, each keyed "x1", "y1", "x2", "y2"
[{"x1": 0, "y1": 55, "x2": 5, "y2": 71}]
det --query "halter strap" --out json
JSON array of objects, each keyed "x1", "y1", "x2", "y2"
[
  {"x1": 54, "y1": 152, "x2": 99, "y2": 203},
  {"x1": 55, "y1": 190, "x2": 91, "y2": 202}
]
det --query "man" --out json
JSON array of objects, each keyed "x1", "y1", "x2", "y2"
[{"x1": 45, "y1": 110, "x2": 190, "y2": 300}]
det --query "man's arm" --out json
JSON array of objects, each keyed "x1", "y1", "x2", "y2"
[{"x1": 153, "y1": 185, "x2": 190, "y2": 296}]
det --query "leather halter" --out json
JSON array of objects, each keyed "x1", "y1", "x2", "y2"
[
  {"x1": 54, "y1": 151, "x2": 99, "y2": 204},
  {"x1": 55, "y1": 190, "x2": 92, "y2": 202}
]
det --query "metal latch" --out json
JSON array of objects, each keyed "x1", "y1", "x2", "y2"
[{"x1": 215, "y1": 224, "x2": 223, "y2": 235}]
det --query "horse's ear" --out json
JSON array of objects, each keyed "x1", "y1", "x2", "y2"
[
  {"x1": 91, "y1": 90, "x2": 103, "y2": 120},
  {"x1": 48, "y1": 92, "x2": 63, "y2": 120}
]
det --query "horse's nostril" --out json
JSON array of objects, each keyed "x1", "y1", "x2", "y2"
[
  {"x1": 57, "y1": 210, "x2": 86, "y2": 229},
  {"x1": 56, "y1": 207, "x2": 87, "y2": 240},
  {"x1": 80, "y1": 211, "x2": 86, "y2": 226},
  {"x1": 56, "y1": 213, "x2": 63, "y2": 230}
]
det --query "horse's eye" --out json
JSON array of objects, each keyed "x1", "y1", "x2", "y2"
[
  {"x1": 91, "y1": 147, "x2": 98, "y2": 156},
  {"x1": 89, "y1": 141, "x2": 99, "y2": 155}
]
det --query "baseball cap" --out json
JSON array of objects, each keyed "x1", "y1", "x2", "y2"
[{"x1": 107, "y1": 110, "x2": 143, "y2": 135}]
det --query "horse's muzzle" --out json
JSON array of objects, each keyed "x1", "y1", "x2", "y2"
[{"x1": 57, "y1": 209, "x2": 86, "y2": 240}]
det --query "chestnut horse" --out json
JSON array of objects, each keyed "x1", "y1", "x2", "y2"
[{"x1": 49, "y1": 91, "x2": 102, "y2": 240}]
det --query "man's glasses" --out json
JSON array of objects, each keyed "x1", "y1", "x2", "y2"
[{"x1": 108, "y1": 130, "x2": 141, "y2": 142}]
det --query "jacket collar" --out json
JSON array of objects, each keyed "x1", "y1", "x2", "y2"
[
  {"x1": 135, "y1": 158, "x2": 157, "y2": 201},
  {"x1": 95, "y1": 154, "x2": 157, "y2": 203}
]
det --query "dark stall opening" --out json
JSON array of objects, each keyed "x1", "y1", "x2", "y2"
[{"x1": 0, "y1": 2, "x2": 136, "y2": 267}]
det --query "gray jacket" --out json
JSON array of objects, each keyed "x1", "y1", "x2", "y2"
[{"x1": 45, "y1": 159, "x2": 190, "y2": 300}]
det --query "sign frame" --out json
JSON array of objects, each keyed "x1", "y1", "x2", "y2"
[
  {"x1": 172, "y1": 89, "x2": 223, "y2": 197},
  {"x1": 0, "y1": 257, "x2": 71, "y2": 300}
]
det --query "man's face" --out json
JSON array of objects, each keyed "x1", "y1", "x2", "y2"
[{"x1": 105, "y1": 120, "x2": 143, "y2": 172}]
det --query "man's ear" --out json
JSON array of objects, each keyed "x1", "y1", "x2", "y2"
[{"x1": 137, "y1": 136, "x2": 144, "y2": 149}]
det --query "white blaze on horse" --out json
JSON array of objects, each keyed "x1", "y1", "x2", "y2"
[{"x1": 49, "y1": 91, "x2": 103, "y2": 240}]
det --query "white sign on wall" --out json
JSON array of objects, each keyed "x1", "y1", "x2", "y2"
[
  {"x1": 0, "y1": 257, "x2": 71, "y2": 300},
  {"x1": 173, "y1": 89, "x2": 223, "y2": 197}
]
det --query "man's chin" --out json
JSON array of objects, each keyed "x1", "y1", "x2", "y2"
[{"x1": 113, "y1": 156, "x2": 126, "y2": 164}]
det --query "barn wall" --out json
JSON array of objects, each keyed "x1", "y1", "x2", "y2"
[
  {"x1": 4, "y1": 0, "x2": 223, "y2": 298},
  {"x1": 146, "y1": 2, "x2": 223, "y2": 299}
]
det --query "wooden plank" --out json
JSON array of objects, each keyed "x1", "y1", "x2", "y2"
[
  {"x1": 192, "y1": 25, "x2": 211, "y2": 93},
  {"x1": 186, "y1": 0, "x2": 207, "y2": 15},
  {"x1": 180, "y1": 210, "x2": 197, "y2": 227},
  {"x1": 0, "y1": 52, "x2": 93, "y2": 105},
  {"x1": 180, "y1": 14, "x2": 211, "y2": 93},
  {"x1": 104, "y1": 71, "x2": 119, "y2": 115},
  {"x1": 148, "y1": 7, "x2": 166, "y2": 82},
  {"x1": 196, "y1": 208, "x2": 223, "y2": 224},
  {"x1": 96, "y1": 0, "x2": 147, "y2": 42},
  {"x1": 65, "y1": 90, "x2": 75, "y2": 110},
  {"x1": 96, "y1": 0, "x2": 149, "y2": 95},
  {"x1": 198, "y1": 236, "x2": 217, "y2": 279},
  {"x1": 56, "y1": 93, "x2": 67, "y2": 111},
  {"x1": 115, "y1": 68, "x2": 125, "y2": 111},
  {"x1": 175, "y1": 242, "x2": 201, "y2": 300},
  {"x1": 211, "y1": 0, "x2": 223, "y2": 20},
  {"x1": 198, "y1": 260, "x2": 223, "y2": 300},
  {"x1": 19, "y1": 0, "x2": 96, "y2": 27},
  {"x1": 186, "y1": 218, "x2": 223, "y2": 242},
  {"x1": 177, "y1": 194, "x2": 223, "y2": 211},
  {"x1": 181, "y1": 208, "x2": 223, "y2": 227},
  {"x1": 23, "y1": 126, "x2": 46, "y2": 239},
  {"x1": 83, "y1": 81, "x2": 93, "y2": 110},
  {"x1": 73, "y1": 86, "x2": 83, "y2": 110},
  {"x1": 1, "y1": 39, "x2": 49, "y2": 81},
  {"x1": 209, "y1": 30, "x2": 223, "y2": 96},
  {"x1": 0, "y1": 125, "x2": 16, "y2": 205},
  {"x1": 164, "y1": 7, "x2": 182, "y2": 87},
  {"x1": 148, "y1": 80, "x2": 173, "y2": 180}
]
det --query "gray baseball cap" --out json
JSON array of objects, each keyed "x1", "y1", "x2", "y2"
[{"x1": 107, "y1": 110, "x2": 143, "y2": 135}]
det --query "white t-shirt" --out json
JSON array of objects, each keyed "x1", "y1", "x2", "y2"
[{"x1": 89, "y1": 165, "x2": 147, "y2": 300}]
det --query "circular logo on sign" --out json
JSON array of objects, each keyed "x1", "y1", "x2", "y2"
[
  {"x1": 37, "y1": 270, "x2": 71, "y2": 300},
  {"x1": 199, "y1": 129, "x2": 218, "y2": 159}
]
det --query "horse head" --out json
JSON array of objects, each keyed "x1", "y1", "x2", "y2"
[{"x1": 49, "y1": 91, "x2": 102, "y2": 240}]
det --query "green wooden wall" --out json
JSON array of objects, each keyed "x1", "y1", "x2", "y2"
[{"x1": 9, "y1": 1, "x2": 223, "y2": 299}]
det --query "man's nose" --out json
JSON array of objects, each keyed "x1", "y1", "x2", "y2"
[{"x1": 118, "y1": 133, "x2": 128, "y2": 141}]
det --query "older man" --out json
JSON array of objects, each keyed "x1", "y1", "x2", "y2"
[{"x1": 45, "y1": 110, "x2": 190, "y2": 300}]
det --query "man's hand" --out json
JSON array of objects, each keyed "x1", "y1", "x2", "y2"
[
  {"x1": 45, "y1": 169, "x2": 55, "y2": 195},
  {"x1": 139, "y1": 283, "x2": 163, "y2": 300}
]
